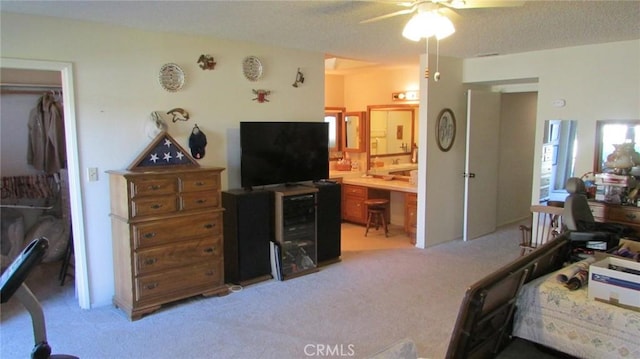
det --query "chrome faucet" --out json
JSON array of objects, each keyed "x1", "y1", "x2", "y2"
[{"x1": 400, "y1": 142, "x2": 408, "y2": 152}]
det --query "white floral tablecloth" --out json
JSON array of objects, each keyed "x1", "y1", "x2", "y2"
[{"x1": 513, "y1": 268, "x2": 640, "y2": 358}]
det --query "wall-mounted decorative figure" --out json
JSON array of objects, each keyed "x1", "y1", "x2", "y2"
[
  {"x1": 145, "y1": 111, "x2": 168, "y2": 139},
  {"x1": 252, "y1": 89, "x2": 271, "y2": 103},
  {"x1": 189, "y1": 124, "x2": 207, "y2": 159},
  {"x1": 167, "y1": 108, "x2": 189, "y2": 122},
  {"x1": 197, "y1": 54, "x2": 216, "y2": 70},
  {"x1": 292, "y1": 68, "x2": 305, "y2": 87}
]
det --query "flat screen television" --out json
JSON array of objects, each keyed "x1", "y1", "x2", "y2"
[{"x1": 240, "y1": 121, "x2": 329, "y2": 189}]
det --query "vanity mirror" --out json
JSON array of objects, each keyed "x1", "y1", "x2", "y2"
[
  {"x1": 540, "y1": 119, "x2": 577, "y2": 202},
  {"x1": 343, "y1": 111, "x2": 365, "y2": 152},
  {"x1": 366, "y1": 105, "x2": 417, "y2": 164},
  {"x1": 594, "y1": 119, "x2": 640, "y2": 174},
  {"x1": 324, "y1": 107, "x2": 344, "y2": 154}
]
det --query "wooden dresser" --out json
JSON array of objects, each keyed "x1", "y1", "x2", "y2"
[
  {"x1": 107, "y1": 167, "x2": 227, "y2": 320},
  {"x1": 589, "y1": 200, "x2": 640, "y2": 235}
]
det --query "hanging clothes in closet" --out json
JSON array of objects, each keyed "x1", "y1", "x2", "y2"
[{"x1": 27, "y1": 92, "x2": 66, "y2": 174}]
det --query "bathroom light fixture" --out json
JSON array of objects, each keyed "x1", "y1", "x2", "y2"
[{"x1": 392, "y1": 91, "x2": 419, "y2": 101}]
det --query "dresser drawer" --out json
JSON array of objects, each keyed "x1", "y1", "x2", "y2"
[
  {"x1": 135, "y1": 237, "x2": 222, "y2": 275},
  {"x1": 180, "y1": 191, "x2": 219, "y2": 211},
  {"x1": 130, "y1": 177, "x2": 177, "y2": 198},
  {"x1": 135, "y1": 260, "x2": 223, "y2": 302},
  {"x1": 133, "y1": 212, "x2": 222, "y2": 248},
  {"x1": 131, "y1": 195, "x2": 178, "y2": 218},
  {"x1": 602, "y1": 206, "x2": 640, "y2": 225},
  {"x1": 343, "y1": 185, "x2": 366, "y2": 198},
  {"x1": 181, "y1": 172, "x2": 220, "y2": 192}
]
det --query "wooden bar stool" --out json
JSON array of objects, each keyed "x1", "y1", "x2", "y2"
[{"x1": 364, "y1": 199, "x2": 389, "y2": 237}]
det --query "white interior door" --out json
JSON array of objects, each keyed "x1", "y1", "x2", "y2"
[{"x1": 463, "y1": 89, "x2": 501, "y2": 241}]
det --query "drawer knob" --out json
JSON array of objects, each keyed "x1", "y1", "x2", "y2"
[
  {"x1": 143, "y1": 232, "x2": 156, "y2": 239},
  {"x1": 205, "y1": 270, "x2": 215, "y2": 276},
  {"x1": 145, "y1": 258, "x2": 157, "y2": 265},
  {"x1": 148, "y1": 185, "x2": 161, "y2": 191},
  {"x1": 196, "y1": 199, "x2": 206, "y2": 204},
  {"x1": 204, "y1": 247, "x2": 215, "y2": 253},
  {"x1": 204, "y1": 223, "x2": 215, "y2": 229},
  {"x1": 195, "y1": 181, "x2": 205, "y2": 186},
  {"x1": 145, "y1": 283, "x2": 158, "y2": 290},
  {"x1": 150, "y1": 204, "x2": 163, "y2": 209},
  {"x1": 626, "y1": 213, "x2": 637, "y2": 220}
]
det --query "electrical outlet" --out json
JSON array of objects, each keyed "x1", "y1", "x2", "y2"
[{"x1": 88, "y1": 167, "x2": 98, "y2": 182}]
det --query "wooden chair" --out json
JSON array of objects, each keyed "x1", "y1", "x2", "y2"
[{"x1": 519, "y1": 204, "x2": 564, "y2": 256}]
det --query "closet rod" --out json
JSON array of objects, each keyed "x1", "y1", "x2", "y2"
[
  {"x1": 0, "y1": 204, "x2": 54, "y2": 210},
  {"x1": 0, "y1": 83, "x2": 62, "y2": 95}
]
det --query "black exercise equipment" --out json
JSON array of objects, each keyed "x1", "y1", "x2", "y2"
[{"x1": 0, "y1": 237, "x2": 78, "y2": 359}]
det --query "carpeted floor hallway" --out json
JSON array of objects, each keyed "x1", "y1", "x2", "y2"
[{"x1": 1, "y1": 221, "x2": 562, "y2": 359}]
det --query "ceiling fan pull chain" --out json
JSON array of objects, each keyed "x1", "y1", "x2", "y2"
[
  {"x1": 435, "y1": 38, "x2": 441, "y2": 82},
  {"x1": 424, "y1": 37, "x2": 430, "y2": 79}
]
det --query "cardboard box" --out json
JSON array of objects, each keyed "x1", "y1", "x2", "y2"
[
  {"x1": 595, "y1": 238, "x2": 640, "y2": 261},
  {"x1": 616, "y1": 238, "x2": 640, "y2": 259},
  {"x1": 588, "y1": 257, "x2": 640, "y2": 312}
]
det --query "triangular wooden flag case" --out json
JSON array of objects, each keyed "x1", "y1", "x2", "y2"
[{"x1": 127, "y1": 131, "x2": 199, "y2": 171}]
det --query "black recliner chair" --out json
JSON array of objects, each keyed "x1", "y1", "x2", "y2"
[
  {"x1": 563, "y1": 177, "x2": 632, "y2": 251},
  {"x1": 0, "y1": 237, "x2": 78, "y2": 359}
]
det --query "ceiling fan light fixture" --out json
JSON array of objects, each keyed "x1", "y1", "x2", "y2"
[{"x1": 402, "y1": 11, "x2": 455, "y2": 41}]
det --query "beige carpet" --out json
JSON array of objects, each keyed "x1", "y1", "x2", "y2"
[{"x1": 1, "y1": 221, "x2": 529, "y2": 359}]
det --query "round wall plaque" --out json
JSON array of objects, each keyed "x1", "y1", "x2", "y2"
[
  {"x1": 158, "y1": 63, "x2": 185, "y2": 92},
  {"x1": 436, "y1": 108, "x2": 456, "y2": 152},
  {"x1": 242, "y1": 56, "x2": 263, "y2": 82}
]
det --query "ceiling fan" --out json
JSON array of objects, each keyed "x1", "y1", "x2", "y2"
[
  {"x1": 360, "y1": 0, "x2": 524, "y2": 81},
  {"x1": 360, "y1": 0, "x2": 525, "y2": 24}
]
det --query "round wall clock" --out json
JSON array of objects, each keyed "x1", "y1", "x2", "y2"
[
  {"x1": 436, "y1": 108, "x2": 456, "y2": 152},
  {"x1": 158, "y1": 63, "x2": 185, "y2": 92},
  {"x1": 242, "y1": 56, "x2": 263, "y2": 81}
]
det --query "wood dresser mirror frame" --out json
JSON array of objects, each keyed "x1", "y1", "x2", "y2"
[
  {"x1": 343, "y1": 111, "x2": 366, "y2": 153},
  {"x1": 366, "y1": 104, "x2": 418, "y2": 170},
  {"x1": 593, "y1": 119, "x2": 640, "y2": 173},
  {"x1": 324, "y1": 107, "x2": 344, "y2": 159}
]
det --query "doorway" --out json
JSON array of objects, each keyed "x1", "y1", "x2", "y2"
[
  {"x1": 464, "y1": 90, "x2": 539, "y2": 240},
  {"x1": 0, "y1": 58, "x2": 89, "y2": 309}
]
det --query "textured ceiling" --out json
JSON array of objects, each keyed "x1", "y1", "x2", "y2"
[{"x1": 1, "y1": 0, "x2": 639, "y2": 68}]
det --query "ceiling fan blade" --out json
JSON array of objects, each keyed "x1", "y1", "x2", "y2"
[
  {"x1": 439, "y1": 7, "x2": 461, "y2": 22},
  {"x1": 360, "y1": 8, "x2": 416, "y2": 24},
  {"x1": 444, "y1": 0, "x2": 525, "y2": 9}
]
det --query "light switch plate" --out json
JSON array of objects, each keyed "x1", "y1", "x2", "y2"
[{"x1": 88, "y1": 167, "x2": 98, "y2": 182}]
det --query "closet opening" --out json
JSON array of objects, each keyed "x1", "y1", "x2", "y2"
[{"x1": 0, "y1": 60, "x2": 89, "y2": 309}]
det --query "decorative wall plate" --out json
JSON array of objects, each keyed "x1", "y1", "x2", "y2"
[
  {"x1": 242, "y1": 56, "x2": 263, "y2": 81},
  {"x1": 436, "y1": 108, "x2": 456, "y2": 152},
  {"x1": 158, "y1": 63, "x2": 185, "y2": 92}
]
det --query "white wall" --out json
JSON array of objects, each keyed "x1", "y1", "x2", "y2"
[
  {"x1": 463, "y1": 40, "x2": 640, "y2": 204},
  {"x1": 1, "y1": 13, "x2": 325, "y2": 307},
  {"x1": 420, "y1": 54, "x2": 466, "y2": 248}
]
